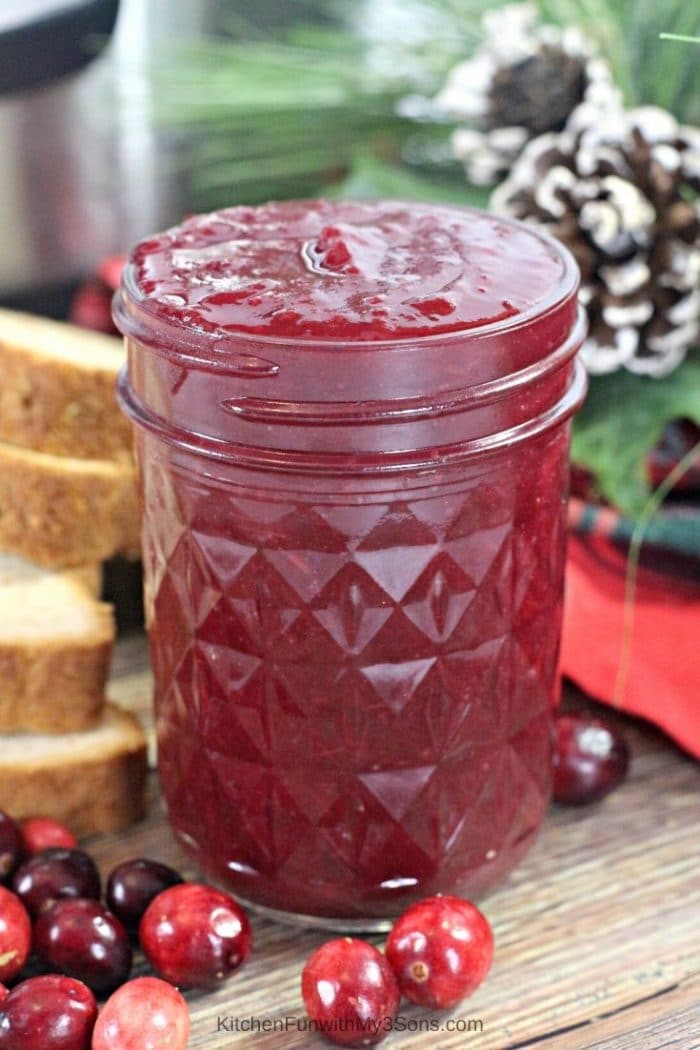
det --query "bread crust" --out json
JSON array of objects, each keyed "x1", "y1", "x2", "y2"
[
  {"x1": 0, "y1": 310, "x2": 131, "y2": 461},
  {"x1": 0, "y1": 442, "x2": 140, "y2": 568},
  {"x1": 0, "y1": 708, "x2": 148, "y2": 836}
]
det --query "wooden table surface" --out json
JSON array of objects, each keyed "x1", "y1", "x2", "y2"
[{"x1": 106, "y1": 635, "x2": 700, "y2": 1050}]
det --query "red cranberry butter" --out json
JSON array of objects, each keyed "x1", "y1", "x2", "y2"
[{"x1": 115, "y1": 200, "x2": 586, "y2": 925}]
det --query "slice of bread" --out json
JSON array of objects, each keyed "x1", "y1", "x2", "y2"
[
  {"x1": 0, "y1": 705, "x2": 147, "y2": 836},
  {"x1": 0, "y1": 308, "x2": 131, "y2": 461},
  {"x1": 0, "y1": 553, "x2": 102, "y2": 598},
  {"x1": 0, "y1": 439, "x2": 140, "y2": 568},
  {"x1": 0, "y1": 559, "x2": 114, "y2": 733}
]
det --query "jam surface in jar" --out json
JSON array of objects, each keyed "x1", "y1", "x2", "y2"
[
  {"x1": 131, "y1": 198, "x2": 564, "y2": 340},
  {"x1": 120, "y1": 200, "x2": 582, "y2": 924}
]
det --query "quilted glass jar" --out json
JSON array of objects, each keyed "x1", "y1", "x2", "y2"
[{"x1": 115, "y1": 200, "x2": 586, "y2": 928}]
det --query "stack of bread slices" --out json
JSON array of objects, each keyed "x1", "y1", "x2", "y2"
[{"x1": 0, "y1": 308, "x2": 146, "y2": 837}]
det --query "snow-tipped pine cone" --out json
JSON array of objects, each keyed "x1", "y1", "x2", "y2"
[
  {"x1": 492, "y1": 105, "x2": 700, "y2": 377},
  {"x1": 434, "y1": 3, "x2": 620, "y2": 186}
]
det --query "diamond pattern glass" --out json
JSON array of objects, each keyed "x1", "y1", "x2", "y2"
[{"x1": 143, "y1": 424, "x2": 570, "y2": 922}]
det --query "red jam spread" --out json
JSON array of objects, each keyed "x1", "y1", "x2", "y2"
[
  {"x1": 131, "y1": 199, "x2": 564, "y2": 340},
  {"x1": 120, "y1": 200, "x2": 582, "y2": 923}
]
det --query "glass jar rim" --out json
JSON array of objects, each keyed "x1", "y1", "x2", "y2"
[{"x1": 114, "y1": 205, "x2": 580, "y2": 362}]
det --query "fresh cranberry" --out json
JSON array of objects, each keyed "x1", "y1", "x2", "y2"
[
  {"x1": 0, "y1": 975, "x2": 97, "y2": 1049},
  {"x1": 92, "y1": 977, "x2": 190, "y2": 1049},
  {"x1": 12, "y1": 848, "x2": 100, "y2": 918},
  {"x1": 302, "y1": 938, "x2": 399, "y2": 1048},
  {"x1": 34, "y1": 899, "x2": 132, "y2": 995},
  {"x1": 0, "y1": 986, "x2": 7, "y2": 1003},
  {"x1": 106, "y1": 859, "x2": 183, "y2": 934},
  {"x1": 21, "y1": 818, "x2": 77, "y2": 855},
  {"x1": 0, "y1": 887, "x2": 31, "y2": 984},
  {"x1": 569, "y1": 464, "x2": 597, "y2": 501},
  {"x1": 0, "y1": 813, "x2": 24, "y2": 886},
  {"x1": 139, "y1": 883, "x2": 251, "y2": 989},
  {"x1": 385, "y1": 896, "x2": 493, "y2": 1009},
  {"x1": 69, "y1": 281, "x2": 116, "y2": 335},
  {"x1": 96, "y1": 254, "x2": 126, "y2": 291},
  {"x1": 553, "y1": 713, "x2": 630, "y2": 805}
]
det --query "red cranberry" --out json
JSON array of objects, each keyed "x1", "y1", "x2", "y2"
[
  {"x1": 69, "y1": 281, "x2": 116, "y2": 335},
  {"x1": 21, "y1": 818, "x2": 77, "y2": 854},
  {"x1": 96, "y1": 254, "x2": 126, "y2": 291},
  {"x1": 0, "y1": 887, "x2": 31, "y2": 983},
  {"x1": 385, "y1": 896, "x2": 494, "y2": 1009},
  {"x1": 553, "y1": 713, "x2": 630, "y2": 805},
  {"x1": 34, "y1": 899, "x2": 132, "y2": 995},
  {"x1": 0, "y1": 986, "x2": 7, "y2": 1003},
  {"x1": 139, "y1": 883, "x2": 251, "y2": 989},
  {"x1": 12, "y1": 848, "x2": 100, "y2": 918},
  {"x1": 92, "y1": 977, "x2": 190, "y2": 1050},
  {"x1": 0, "y1": 975, "x2": 97, "y2": 1049},
  {"x1": 302, "y1": 938, "x2": 400, "y2": 1048},
  {"x1": 106, "y1": 859, "x2": 183, "y2": 934},
  {"x1": 0, "y1": 813, "x2": 24, "y2": 886}
]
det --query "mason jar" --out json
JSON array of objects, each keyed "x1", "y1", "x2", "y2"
[{"x1": 115, "y1": 200, "x2": 586, "y2": 928}]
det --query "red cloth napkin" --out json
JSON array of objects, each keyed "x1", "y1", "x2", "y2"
[{"x1": 561, "y1": 532, "x2": 700, "y2": 758}]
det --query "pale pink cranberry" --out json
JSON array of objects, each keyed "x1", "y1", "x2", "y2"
[{"x1": 92, "y1": 977, "x2": 190, "y2": 1050}]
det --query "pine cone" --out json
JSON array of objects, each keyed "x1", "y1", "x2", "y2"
[
  {"x1": 492, "y1": 105, "x2": 700, "y2": 377},
  {"x1": 434, "y1": 3, "x2": 619, "y2": 186}
]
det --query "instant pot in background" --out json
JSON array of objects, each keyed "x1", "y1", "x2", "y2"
[
  {"x1": 0, "y1": 0, "x2": 208, "y2": 315},
  {"x1": 0, "y1": 0, "x2": 358, "y2": 316}
]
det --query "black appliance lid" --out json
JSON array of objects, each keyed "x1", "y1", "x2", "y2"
[{"x1": 0, "y1": 0, "x2": 120, "y2": 95}]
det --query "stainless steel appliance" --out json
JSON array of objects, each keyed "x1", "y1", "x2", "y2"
[
  {"x1": 0, "y1": 0, "x2": 208, "y2": 306},
  {"x1": 0, "y1": 1, "x2": 122, "y2": 301}
]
